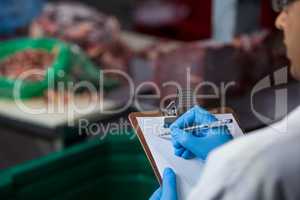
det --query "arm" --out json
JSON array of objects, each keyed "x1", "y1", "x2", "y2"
[
  {"x1": 149, "y1": 106, "x2": 233, "y2": 200},
  {"x1": 188, "y1": 120, "x2": 300, "y2": 200},
  {"x1": 151, "y1": 106, "x2": 300, "y2": 200}
]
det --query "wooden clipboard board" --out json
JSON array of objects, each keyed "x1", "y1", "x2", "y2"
[
  {"x1": 128, "y1": 108, "x2": 239, "y2": 184},
  {"x1": 129, "y1": 111, "x2": 163, "y2": 183}
]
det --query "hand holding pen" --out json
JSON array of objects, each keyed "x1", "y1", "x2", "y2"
[{"x1": 169, "y1": 106, "x2": 233, "y2": 160}]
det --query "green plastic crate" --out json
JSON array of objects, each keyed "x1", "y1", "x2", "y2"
[
  {"x1": 0, "y1": 38, "x2": 71, "y2": 99},
  {"x1": 0, "y1": 38, "x2": 119, "y2": 99},
  {"x1": 0, "y1": 130, "x2": 158, "y2": 200}
]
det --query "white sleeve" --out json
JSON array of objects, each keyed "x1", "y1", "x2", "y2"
[{"x1": 187, "y1": 114, "x2": 300, "y2": 200}]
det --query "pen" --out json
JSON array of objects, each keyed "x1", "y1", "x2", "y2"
[{"x1": 159, "y1": 119, "x2": 233, "y2": 137}]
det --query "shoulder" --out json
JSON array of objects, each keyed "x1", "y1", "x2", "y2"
[
  {"x1": 209, "y1": 127, "x2": 300, "y2": 176},
  {"x1": 189, "y1": 109, "x2": 300, "y2": 200},
  {"x1": 208, "y1": 132, "x2": 300, "y2": 200},
  {"x1": 189, "y1": 132, "x2": 300, "y2": 200},
  {"x1": 256, "y1": 134, "x2": 300, "y2": 182},
  {"x1": 234, "y1": 133, "x2": 300, "y2": 199},
  {"x1": 207, "y1": 109, "x2": 300, "y2": 167}
]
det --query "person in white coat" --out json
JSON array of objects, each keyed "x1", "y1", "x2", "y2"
[{"x1": 149, "y1": 0, "x2": 300, "y2": 199}]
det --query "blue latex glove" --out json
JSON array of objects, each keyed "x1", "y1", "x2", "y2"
[
  {"x1": 149, "y1": 168, "x2": 177, "y2": 200},
  {"x1": 170, "y1": 106, "x2": 233, "y2": 160}
]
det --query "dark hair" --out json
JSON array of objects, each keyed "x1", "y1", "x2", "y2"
[{"x1": 272, "y1": 0, "x2": 296, "y2": 12}]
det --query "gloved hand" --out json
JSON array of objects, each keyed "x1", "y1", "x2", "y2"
[
  {"x1": 149, "y1": 168, "x2": 177, "y2": 200},
  {"x1": 170, "y1": 106, "x2": 233, "y2": 160}
]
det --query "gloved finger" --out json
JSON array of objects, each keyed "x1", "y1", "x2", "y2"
[
  {"x1": 181, "y1": 150, "x2": 196, "y2": 160},
  {"x1": 171, "y1": 128, "x2": 198, "y2": 147},
  {"x1": 171, "y1": 128, "x2": 200, "y2": 155},
  {"x1": 171, "y1": 106, "x2": 216, "y2": 130},
  {"x1": 172, "y1": 138, "x2": 189, "y2": 157},
  {"x1": 194, "y1": 108, "x2": 217, "y2": 124},
  {"x1": 161, "y1": 168, "x2": 178, "y2": 200},
  {"x1": 194, "y1": 134, "x2": 233, "y2": 160},
  {"x1": 149, "y1": 188, "x2": 162, "y2": 200},
  {"x1": 172, "y1": 137, "x2": 195, "y2": 159},
  {"x1": 170, "y1": 107, "x2": 197, "y2": 129},
  {"x1": 191, "y1": 115, "x2": 220, "y2": 137},
  {"x1": 172, "y1": 138, "x2": 182, "y2": 149},
  {"x1": 174, "y1": 147, "x2": 185, "y2": 157}
]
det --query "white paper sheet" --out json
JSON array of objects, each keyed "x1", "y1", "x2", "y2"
[{"x1": 137, "y1": 114, "x2": 243, "y2": 200}]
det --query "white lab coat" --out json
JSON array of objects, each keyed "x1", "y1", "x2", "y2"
[{"x1": 188, "y1": 106, "x2": 300, "y2": 200}]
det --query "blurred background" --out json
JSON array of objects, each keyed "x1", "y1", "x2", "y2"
[{"x1": 0, "y1": 0, "x2": 300, "y2": 199}]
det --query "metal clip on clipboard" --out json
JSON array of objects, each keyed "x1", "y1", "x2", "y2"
[{"x1": 162, "y1": 89, "x2": 195, "y2": 128}]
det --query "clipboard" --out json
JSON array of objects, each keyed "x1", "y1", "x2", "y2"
[
  {"x1": 128, "y1": 108, "x2": 239, "y2": 184},
  {"x1": 129, "y1": 111, "x2": 163, "y2": 183}
]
